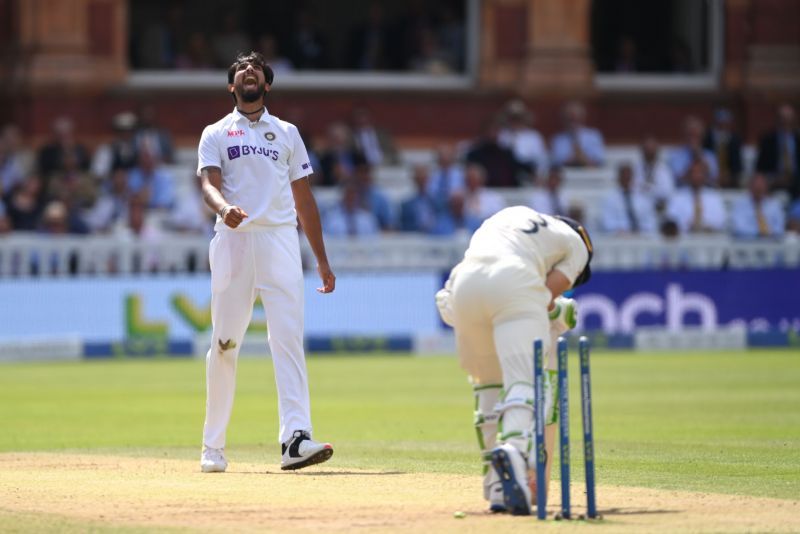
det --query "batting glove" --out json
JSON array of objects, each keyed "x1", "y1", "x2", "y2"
[
  {"x1": 549, "y1": 296, "x2": 577, "y2": 334},
  {"x1": 435, "y1": 284, "x2": 455, "y2": 327}
]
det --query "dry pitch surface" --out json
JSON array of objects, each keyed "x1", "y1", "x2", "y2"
[{"x1": 1, "y1": 453, "x2": 798, "y2": 533}]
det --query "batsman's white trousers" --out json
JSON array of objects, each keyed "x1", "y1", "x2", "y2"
[
  {"x1": 203, "y1": 226, "x2": 311, "y2": 448},
  {"x1": 451, "y1": 257, "x2": 552, "y2": 385}
]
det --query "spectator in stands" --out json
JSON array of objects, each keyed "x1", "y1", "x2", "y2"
[
  {"x1": 0, "y1": 199, "x2": 9, "y2": 234},
  {"x1": 134, "y1": 3, "x2": 184, "y2": 69},
  {"x1": 498, "y1": 99, "x2": 548, "y2": 178},
  {"x1": 633, "y1": 135, "x2": 675, "y2": 213},
  {"x1": 462, "y1": 163, "x2": 505, "y2": 232},
  {"x1": 126, "y1": 147, "x2": 176, "y2": 210},
  {"x1": 317, "y1": 122, "x2": 362, "y2": 187},
  {"x1": 350, "y1": 107, "x2": 398, "y2": 166},
  {"x1": 550, "y1": 101, "x2": 606, "y2": 168},
  {"x1": 665, "y1": 160, "x2": 727, "y2": 234},
  {"x1": 703, "y1": 108, "x2": 743, "y2": 189},
  {"x1": 614, "y1": 36, "x2": 639, "y2": 73},
  {"x1": 37, "y1": 117, "x2": 90, "y2": 183},
  {"x1": 91, "y1": 112, "x2": 139, "y2": 179},
  {"x1": 669, "y1": 116, "x2": 719, "y2": 185},
  {"x1": 115, "y1": 194, "x2": 163, "y2": 273},
  {"x1": 46, "y1": 149, "x2": 97, "y2": 222},
  {"x1": 529, "y1": 167, "x2": 569, "y2": 217},
  {"x1": 467, "y1": 118, "x2": 526, "y2": 187},
  {"x1": 347, "y1": 3, "x2": 393, "y2": 70},
  {"x1": 353, "y1": 160, "x2": 393, "y2": 230},
  {"x1": 437, "y1": 4, "x2": 465, "y2": 71},
  {"x1": 83, "y1": 168, "x2": 130, "y2": 233},
  {"x1": 257, "y1": 33, "x2": 294, "y2": 76},
  {"x1": 787, "y1": 200, "x2": 800, "y2": 234},
  {"x1": 599, "y1": 163, "x2": 659, "y2": 236},
  {"x1": 426, "y1": 143, "x2": 465, "y2": 210},
  {"x1": 175, "y1": 32, "x2": 215, "y2": 70},
  {"x1": 167, "y1": 172, "x2": 214, "y2": 236},
  {"x1": 410, "y1": 26, "x2": 455, "y2": 74},
  {"x1": 39, "y1": 199, "x2": 87, "y2": 235},
  {"x1": 0, "y1": 124, "x2": 28, "y2": 196},
  {"x1": 730, "y1": 173, "x2": 785, "y2": 239},
  {"x1": 756, "y1": 103, "x2": 800, "y2": 200},
  {"x1": 323, "y1": 180, "x2": 380, "y2": 238},
  {"x1": 4, "y1": 175, "x2": 44, "y2": 231},
  {"x1": 289, "y1": 9, "x2": 328, "y2": 69},
  {"x1": 399, "y1": 164, "x2": 439, "y2": 233},
  {"x1": 135, "y1": 104, "x2": 175, "y2": 164},
  {"x1": 211, "y1": 12, "x2": 251, "y2": 68}
]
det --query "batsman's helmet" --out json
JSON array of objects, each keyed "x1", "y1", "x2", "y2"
[{"x1": 555, "y1": 215, "x2": 593, "y2": 288}]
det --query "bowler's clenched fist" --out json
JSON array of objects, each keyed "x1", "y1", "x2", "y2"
[{"x1": 220, "y1": 205, "x2": 248, "y2": 228}]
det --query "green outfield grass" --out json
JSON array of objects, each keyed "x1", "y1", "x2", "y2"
[{"x1": 1, "y1": 350, "x2": 798, "y2": 499}]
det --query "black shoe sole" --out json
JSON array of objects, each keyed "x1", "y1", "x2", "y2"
[
  {"x1": 281, "y1": 447, "x2": 334, "y2": 471},
  {"x1": 491, "y1": 448, "x2": 532, "y2": 516}
]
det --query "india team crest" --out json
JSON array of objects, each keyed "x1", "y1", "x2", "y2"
[{"x1": 264, "y1": 132, "x2": 276, "y2": 141}]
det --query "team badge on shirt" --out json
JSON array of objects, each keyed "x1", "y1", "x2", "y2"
[{"x1": 264, "y1": 132, "x2": 276, "y2": 141}]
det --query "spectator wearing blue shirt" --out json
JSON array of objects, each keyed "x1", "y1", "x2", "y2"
[
  {"x1": 730, "y1": 173, "x2": 785, "y2": 238},
  {"x1": 669, "y1": 116, "x2": 719, "y2": 185},
  {"x1": 127, "y1": 147, "x2": 176, "y2": 209},
  {"x1": 399, "y1": 165, "x2": 439, "y2": 233},
  {"x1": 756, "y1": 104, "x2": 800, "y2": 200},
  {"x1": 550, "y1": 101, "x2": 605, "y2": 168},
  {"x1": 787, "y1": 199, "x2": 800, "y2": 234},
  {"x1": 426, "y1": 144, "x2": 465, "y2": 211},
  {"x1": 323, "y1": 180, "x2": 380, "y2": 238},
  {"x1": 353, "y1": 160, "x2": 392, "y2": 230}
]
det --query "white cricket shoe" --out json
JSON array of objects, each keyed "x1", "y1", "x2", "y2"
[
  {"x1": 280, "y1": 430, "x2": 334, "y2": 471},
  {"x1": 484, "y1": 467, "x2": 507, "y2": 513},
  {"x1": 200, "y1": 446, "x2": 228, "y2": 473},
  {"x1": 491, "y1": 443, "x2": 532, "y2": 516}
]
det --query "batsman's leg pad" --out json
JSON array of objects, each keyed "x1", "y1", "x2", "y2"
[{"x1": 496, "y1": 381, "x2": 534, "y2": 457}]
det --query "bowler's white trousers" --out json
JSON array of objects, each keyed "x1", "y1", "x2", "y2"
[{"x1": 202, "y1": 226, "x2": 311, "y2": 448}]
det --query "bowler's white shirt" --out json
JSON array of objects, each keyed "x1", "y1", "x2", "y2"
[
  {"x1": 197, "y1": 108, "x2": 313, "y2": 231},
  {"x1": 465, "y1": 206, "x2": 588, "y2": 286}
]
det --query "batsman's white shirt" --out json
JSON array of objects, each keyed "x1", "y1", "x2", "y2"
[
  {"x1": 450, "y1": 206, "x2": 588, "y2": 383},
  {"x1": 197, "y1": 108, "x2": 315, "y2": 447}
]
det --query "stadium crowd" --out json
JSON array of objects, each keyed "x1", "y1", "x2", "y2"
[
  {"x1": 131, "y1": 2, "x2": 466, "y2": 74},
  {"x1": 1, "y1": 101, "x2": 799, "y2": 244}
]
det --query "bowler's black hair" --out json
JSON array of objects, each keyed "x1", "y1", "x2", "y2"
[{"x1": 227, "y1": 51, "x2": 274, "y2": 103}]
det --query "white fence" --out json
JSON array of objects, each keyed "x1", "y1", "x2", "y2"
[{"x1": 1, "y1": 231, "x2": 798, "y2": 278}]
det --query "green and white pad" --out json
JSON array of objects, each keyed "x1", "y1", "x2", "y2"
[{"x1": 473, "y1": 383, "x2": 502, "y2": 475}]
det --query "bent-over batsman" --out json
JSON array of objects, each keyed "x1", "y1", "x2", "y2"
[
  {"x1": 435, "y1": 206, "x2": 592, "y2": 515},
  {"x1": 197, "y1": 51, "x2": 335, "y2": 473}
]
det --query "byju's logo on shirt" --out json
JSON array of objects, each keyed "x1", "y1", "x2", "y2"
[{"x1": 227, "y1": 145, "x2": 280, "y2": 161}]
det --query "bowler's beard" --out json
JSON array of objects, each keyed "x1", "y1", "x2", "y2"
[{"x1": 237, "y1": 80, "x2": 265, "y2": 103}]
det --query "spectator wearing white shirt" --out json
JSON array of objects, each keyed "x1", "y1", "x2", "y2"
[
  {"x1": 633, "y1": 136, "x2": 675, "y2": 212},
  {"x1": 600, "y1": 164, "x2": 659, "y2": 235},
  {"x1": 550, "y1": 101, "x2": 605, "y2": 168},
  {"x1": 666, "y1": 160, "x2": 727, "y2": 234},
  {"x1": 498, "y1": 99, "x2": 548, "y2": 177},
  {"x1": 669, "y1": 116, "x2": 719, "y2": 185},
  {"x1": 730, "y1": 173, "x2": 785, "y2": 238},
  {"x1": 529, "y1": 167, "x2": 569, "y2": 217}
]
